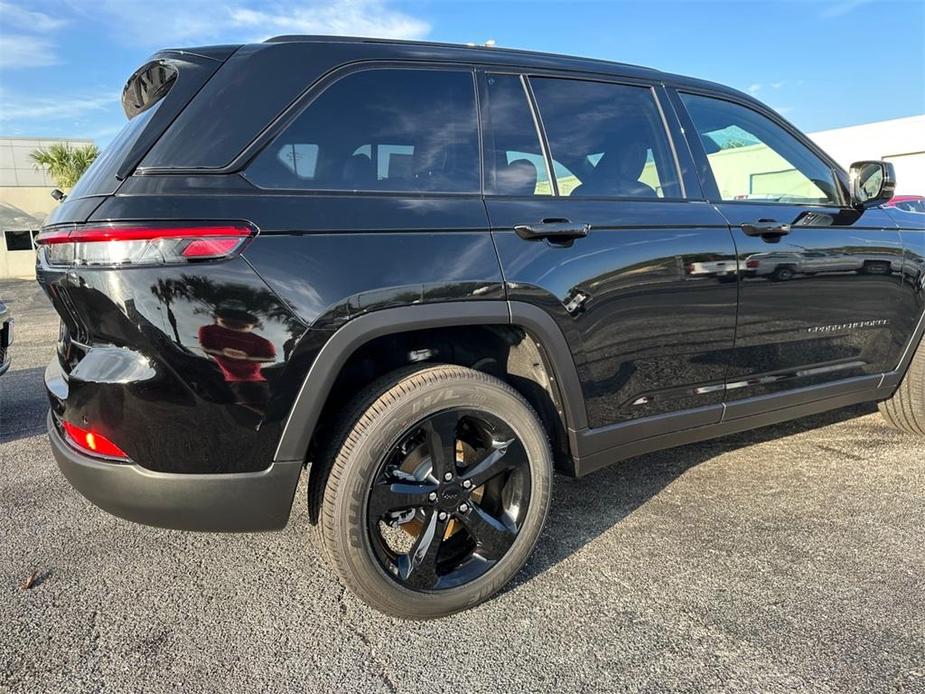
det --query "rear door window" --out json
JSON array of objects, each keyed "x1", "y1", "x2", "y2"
[
  {"x1": 246, "y1": 68, "x2": 480, "y2": 194},
  {"x1": 529, "y1": 78, "x2": 682, "y2": 199}
]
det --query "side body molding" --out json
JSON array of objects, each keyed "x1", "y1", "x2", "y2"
[{"x1": 273, "y1": 301, "x2": 588, "y2": 463}]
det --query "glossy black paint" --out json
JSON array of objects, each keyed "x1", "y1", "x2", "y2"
[
  {"x1": 720, "y1": 203, "x2": 906, "y2": 399},
  {"x1": 38, "y1": 257, "x2": 312, "y2": 473},
  {"x1": 489, "y1": 199, "x2": 737, "y2": 428},
  {"x1": 36, "y1": 37, "x2": 925, "y2": 533}
]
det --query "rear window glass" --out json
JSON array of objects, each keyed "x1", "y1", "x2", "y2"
[
  {"x1": 245, "y1": 68, "x2": 480, "y2": 194},
  {"x1": 68, "y1": 102, "x2": 163, "y2": 199}
]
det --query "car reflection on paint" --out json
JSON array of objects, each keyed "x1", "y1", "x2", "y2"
[
  {"x1": 886, "y1": 195, "x2": 925, "y2": 213},
  {"x1": 744, "y1": 249, "x2": 897, "y2": 281},
  {"x1": 684, "y1": 259, "x2": 738, "y2": 281}
]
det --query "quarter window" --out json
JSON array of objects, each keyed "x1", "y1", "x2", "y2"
[
  {"x1": 246, "y1": 69, "x2": 480, "y2": 194},
  {"x1": 680, "y1": 93, "x2": 842, "y2": 205},
  {"x1": 529, "y1": 78, "x2": 682, "y2": 198},
  {"x1": 483, "y1": 74, "x2": 552, "y2": 196}
]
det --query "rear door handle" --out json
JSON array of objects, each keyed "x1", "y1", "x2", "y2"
[
  {"x1": 514, "y1": 219, "x2": 591, "y2": 241},
  {"x1": 741, "y1": 220, "x2": 791, "y2": 241}
]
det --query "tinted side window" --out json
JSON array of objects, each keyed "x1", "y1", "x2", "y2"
[
  {"x1": 483, "y1": 74, "x2": 552, "y2": 196},
  {"x1": 246, "y1": 69, "x2": 480, "y2": 193},
  {"x1": 680, "y1": 93, "x2": 842, "y2": 205},
  {"x1": 530, "y1": 78, "x2": 681, "y2": 199}
]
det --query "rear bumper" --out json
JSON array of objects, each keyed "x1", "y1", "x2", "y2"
[{"x1": 47, "y1": 411, "x2": 302, "y2": 532}]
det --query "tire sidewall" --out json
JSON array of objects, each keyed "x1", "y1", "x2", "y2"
[{"x1": 329, "y1": 371, "x2": 552, "y2": 618}]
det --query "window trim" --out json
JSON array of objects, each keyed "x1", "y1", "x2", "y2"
[
  {"x1": 672, "y1": 87, "x2": 851, "y2": 209},
  {"x1": 239, "y1": 61, "x2": 484, "y2": 197},
  {"x1": 522, "y1": 74, "x2": 559, "y2": 197}
]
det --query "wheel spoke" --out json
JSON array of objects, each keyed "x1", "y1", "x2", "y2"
[
  {"x1": 399, "y1": 510, "x2": 449, "y2": 589},
  {"x1": 459, "y1": 504, "x2": 517, "y2": 561},
  {"x1": 422, "y1": 411, "x2": 460, "y2": 480},
  {"x1": 461, "y1": 438, "x2": 526, "y2": 488},
  {"x1": 368, "y1": 480, "x2": 438, "y2": 520}
]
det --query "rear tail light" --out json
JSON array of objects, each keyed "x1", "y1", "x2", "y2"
[
  {"x1": 61, "y1": 420, "x2": 129, "y2": 460},
  {"x1": 35, "y1": 223, "x2": 255, "y2": 267},
  {"x1": 746, "y1": 259, "x2": 760, "y2": 269}
]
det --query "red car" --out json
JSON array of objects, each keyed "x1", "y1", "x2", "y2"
[{"x1": 886, "y1": 195, "x2": 925, "y2": 213}]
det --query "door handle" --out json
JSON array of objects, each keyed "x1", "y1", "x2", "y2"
[
  {"x1": 741, "y1": 220, "x2": 791, "y2": 241},
  {"x1": 514, "y1": 219, "x2": 590, "y2": 241}
]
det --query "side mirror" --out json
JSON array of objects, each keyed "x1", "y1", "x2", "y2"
[{"x1": 849, "y1": 160, "x2": 895, "y2": 208}]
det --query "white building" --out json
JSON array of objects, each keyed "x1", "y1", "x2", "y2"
[
  {"x1": 0, "y1": 137, "x2": 94, "y2": 279},
  {"x1": 808, "y1": 114, "x2": 925, "y2": 196}
]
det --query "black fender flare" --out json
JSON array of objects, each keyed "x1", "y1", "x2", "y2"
[{"x1": 273, "y1": 300, "x2": 587, "y2": 462}]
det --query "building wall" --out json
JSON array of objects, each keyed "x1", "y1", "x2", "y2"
[
  {"x1": 0, "y1": 137, "x2": 94, "y2": 279},
  {"x1": 808, "y1": 115, "x2": 925, "y2": 196},
  {"x1": 0, "y1": 235, "x2": 38, "y2": 279},
  {"x1": 0, "y1": 186, "x2": 61, "y2": 222}
]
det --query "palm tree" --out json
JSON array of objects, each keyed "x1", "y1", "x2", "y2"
[{"x1": 30, "y1": 143, "x2": 100, "y2": 189}]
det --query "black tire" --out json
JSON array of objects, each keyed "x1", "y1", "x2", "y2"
[
  {"x1": 319, "y1": 364, "x2": 553, "y2": 619},
  {"x1": 773, "y1": 266, "x2": 796, "y2": 282},
  {"x1": 879, "y1": 337, "x2": 925, "y2": 436}
]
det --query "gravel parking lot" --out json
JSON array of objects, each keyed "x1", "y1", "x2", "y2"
[{"x1": 1, "y1": 278, "x2": 923, "y2": 693}]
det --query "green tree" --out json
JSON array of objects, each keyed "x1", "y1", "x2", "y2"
[{"x1": 30, "y1": 143, "x2": 100, "y2": 189}]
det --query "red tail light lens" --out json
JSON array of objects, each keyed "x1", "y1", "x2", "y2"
[
  {"x1": 61, "y1": 420, "x2": 129, "y2": 460},
  {"x1": 36, "y1": 223, "x2": 255, "y2": 267},
  {"x1": 746, "y1": 259, "x2": 760, "y2": 269}
]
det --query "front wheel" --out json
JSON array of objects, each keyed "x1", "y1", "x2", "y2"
[
  {"x1": 879, "y1": 336, "x2": 925, "y2": 436},
  {"x1": 319, "y1": 364, "x2": 553, "y2": 618}
]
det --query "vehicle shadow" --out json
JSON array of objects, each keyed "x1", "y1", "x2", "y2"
[
  {"x1": 0, "y1": 366, "x2": 49, "y2": 444},
  {"x1": 507, "y1": 402, "x2": 878, "y2": 590}
]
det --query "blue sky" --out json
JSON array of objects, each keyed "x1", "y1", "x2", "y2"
[{"x1": 1, "y1": 0, "x2": 923, "y2": 146}]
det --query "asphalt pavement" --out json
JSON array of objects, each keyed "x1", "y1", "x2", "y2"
[{"x1": 1, "y1": 278, "x2": 923, "y2": 693}]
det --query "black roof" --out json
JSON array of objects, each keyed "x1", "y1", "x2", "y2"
[{"x1": 261, "y1": 34, "x2": 745, "y2": 99}]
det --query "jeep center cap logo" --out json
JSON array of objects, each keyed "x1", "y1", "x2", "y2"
[{"x1": 440, "y1": 485, "x2": 463, "y2": 503}]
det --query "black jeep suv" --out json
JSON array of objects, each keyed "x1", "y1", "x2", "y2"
[{"x1": 37, "y1": 36, "x2": 925, "y2": 618}]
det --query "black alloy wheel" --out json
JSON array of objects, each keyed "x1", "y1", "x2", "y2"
[{"x1": 367, "y1": 409, "x2": 531, "y2": 591}]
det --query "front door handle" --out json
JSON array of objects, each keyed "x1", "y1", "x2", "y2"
[
  {"x1": 741, "y1": 220, "x2": 791, "y2": 241},
  {"x1": 514, "y1": 219, "x2": 591, "y2": 241}
]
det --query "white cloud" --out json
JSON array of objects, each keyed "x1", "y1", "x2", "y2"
[
  {"x1": 0, "y1": 34, "x2": 60, "y2": 69},
  {"x1": 747, "y1": 81, "x2": 799, "y2": 96},
  {"x1": 0, "y1": 87, "x2": 118, "y2": 122},
  {"x1": 75, "y1": 0, "x2": 430, "y2": 48},
  {"x1": 0, "y1": 2, "x2": 68, "y2": 69},
  {"x1": 0, "y1": 1, "x2": 68, "y2": 32},
  {"x1": 82, "y1": 0, "x2": 234, "y2": 46},
  {"x1": 820, "y1": 0, "x2": 877, "y2": 18},
  {"x1": 230, "y1": 1, "x2": 430, "y2": 41}
]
